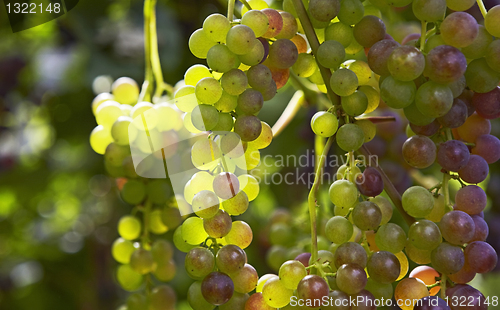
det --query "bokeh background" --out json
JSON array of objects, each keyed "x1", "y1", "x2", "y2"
[{"x1": 0, "y1": 0, "x2": 499, "y2": 309}]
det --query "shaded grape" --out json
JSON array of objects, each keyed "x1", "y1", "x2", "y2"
[
  {"x1": 458, "y1": 154, "x2": 489, "y2": 184},
  {"x1": 201, "y1": 272, "x2": 234, "y2": 306},
  {"x1": 437, "y1": 140, "x2": 470, "y2": 172}
]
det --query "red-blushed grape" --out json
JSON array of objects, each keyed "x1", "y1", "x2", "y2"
[
  {"x1": 275, "y1": 11, "x2": 298, "y2": 40},
  {"x1": 265, "y1": 62, "x2": 290, "y2": 89},
  {"x1": 366, "y1": 251, "x2": 400, "y2": 284},
  {"x1": 244, "y1": 292, "x2": 274, "y2": 310},
  {"x1": 471, "y1": 134, "x2": 500, "y2": 164},
  {"x1": 367, "y1": 39, "x2": 400, "y2": 76},
  {"x1": 458, "y1": 154, "x2": 489, "y2": 184},
  {"x1": 440, "y1": 12, "x2": 478, "y2": 48},
  {"x1": 352, "y1": 201, "x2": 382, "y2": 231},
  {"x1": 464, "y1": 241, "x2": 498, "y2": 273},
  {"x1": 394, "y1": 278, "x2": 430, "y2": 310},
  {"x1": 448, "y1": 265, "x2": 476, "y2": 284},
  {"x1": 225, "y1": 221, "x2": 253, "y2": 249},
  {"x1": 216, "y1": 245, "x2": 247, "y2": 274},
  {"x1": 457, "y1": 113, "x2": 491, "y2": 143},
  {"x1": 356, "y1": 167, "x2": 384, "y2": 197},
  {"x1": 472, "y1": 87, "x2": 500, "y2": 120},
  {"x1": 294, "y1": 252, "x2": 312, "y2": 269},
  {"x1": 336, "y1": 263, "x2": 368, "y2": 295},
  {"x1": 437, "y1": 140, "x2": 470, "y2": 172},
  {"x1": 261, "y1": 8, "x2": 283, "y2": 39},
  {"x1": 201, "y1": 272, "x2": 234, "y2": 305},
  {"x1": 424, "y1": 45, "x2": 467, "y2": 84},
  {"x1": 410, "y1": 120, "x2": 441, "y2": 136},
  {"x1": 431, "y1": 242, "x2": 465, "y2": 275},
  {"x1": 387, "y1": 45, "x2": 425, "y2": 82},
  {"x1": 437, "y1": 98, "x2": 467, "y2": 129},
  {"x1": 351, "y1": 289, "x2": 377, "y2": 310},
  {"x1": 439, "y1": 211, "x2": 475, "y2": 246},
  {"x1": 402, "y1": 135, "x2": 437, "y2": 169},
  {"x1": 203, "y1": 209, "x2": 232, "y2": 238},
  {"x1": 297, "y1": 275, "x2": 330, "y2": 307},
  {"x1": 334, "y1": 242, "x2": 368, "y2": 268},
  {"x1": 185, "y1": 247, "x2": 215, "y2": 279},
  {"x1": 409, "y1": 266, "x2": 441, "y2": 296},
  {"x1": 322, "y1": 290, "x2": 350, "y2": 310},
  {"x1": 267, "y1": 39, "x2": 298, "y2": 69},
  {"x1": 290, "y1": 34, "x2": 308, "y2": 54},
  {"x1": 234, "y1": 115, "x2": 262, "y2": 142},
  {"x1": 455, "y1": 185, "x2": 487, "y2": 215},
  {"x1": 232, "y1": 264, "x2": 258, "y2": 294}
]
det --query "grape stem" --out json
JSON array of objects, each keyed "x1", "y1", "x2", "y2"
[
  {"x1": 142, "y1": 199, "x2": 152, "y2": 294},
  {"x1": 271, "y1": 90, "x2": 306, "y2": 137},
  {"x1": 140, "y1": 0, "x2": 154, "y2": 102},
  {"x1": 441, "y1": 274, "x2": 447, "y2": 299},
  {"x1": 476, "y1": 0, "x2": 488, "y2": 18},
  {"x1": 355, "y1": 116, "x2": 397, "y2": 123},
  {"x1": 358, "y1": 146, "x2": 416, "y2": 226},
  {"x1": 420, "y1": 21, "x2": 427, "y2": 51},
  {"x1": 308, "y1": 135, "x2": 336, "y2": 267},
  {"x1": 240, "y1": 0, "x2": 252, "y2": 11},
  {"x1": 442, "y1": 173, "x2": 451, "y2": 207},
  {"x1": 227, "y1": 0, "x2": 236, "y2": 21},
  {"x1": 291, "y1": 0, "x2": 340, "y2": 107}
]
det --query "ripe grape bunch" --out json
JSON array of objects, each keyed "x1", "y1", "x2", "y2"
[{"x1": 88, "y1": 0, "x2": 500, "y2": 309}]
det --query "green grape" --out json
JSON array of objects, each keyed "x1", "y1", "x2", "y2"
[
  {"x1": 275, "y1": 11, "x2": 298, "y2": 40},
  {"x1": 402, "y1": 186, "x2": 434, "y2": 218},
  {"x1": 325, "y1": 216, "x2": 353, "y2": 244},
  {"x1": 130, "y1": 248, "x2": 156, "y2": 275},
  {"x1": 191, "y1": 138, "x2": 222, "y2": 170},
  {"x1": 341, "y1": 91, "x2": 368, "y2": 116},
  {"x1": 173, "y1": 226, "x2": 196, "y2": 253},
  {"x1": 222, "y1": 191, "x2": 249, "y2": 215},
  {"x1": 214, "y1": 91, "x2": 238, "y2": 113},
  {"x1": 241, "y1": 10, "x2": 269, "y2": 37},
  {"x1": 104, "y1": 143, "x2": 130, "y2": 167},
  {"x1": 359, "y1": 85, "x2": 380, "y2": 113},
  {"x1": 118, "y1": 216, "x2": 141, "y2": 240},
  {"x1": 207, "y1": 44, "x2": 239, "y2": 73},
  {"x1": 232, "y1": 263, "x2": 258, "y2": 293},
  {"x1": 211, "y1": 112, "x2": 234, "y2": 132},
  {"x1": 238, "y1": 174, "x2": 259, "y2": 201},
  {"x1": 269, "y1": 223, "x2": 294, "y2": 246},
  {"x1": 330, "y1": 69, "x2": 358, "y2": 97},
  {"x1": 185, "y1": 247, "x2": 215, "y2": 279},
  {"x1": 112, "y1": 77, "x2": 139, "y2": 106},
  {"x1": 380, "y1": 75, "x2": 416, "y2": 109},
  {"x1": 91, "y1": 92, "x2": 114, "y2": 116},
  {"x1": 446, "y1": 0, "x2": 475, "y2": 11},
  {"x1": 192, "y1": 190, "x2": 220, "y2": 219},
  {"x1": 148, "y1": 209, "x2": 168, "y2": 234},
  {"x1": 348, "y1": 60, "x2": 372, "y2": 85},
  {"x1": 258, "y1": 79, "x2": 276, "y2": 101},
  {"x1": 219, "y1": 292, "x2": 249, "y2": 310},
  {"x1": 185, "y1": 64, "x2": 213, "y2": 86},
  {"x1": 486, "y1": 40, "x2": 500, "y2": 73},
  {"x1": 370, "y1": 196, "x2": 393, "y2": 225},
  {"x1": 189, "y1": 28, "x2": 217, "y2": 59},
  {"x1": 262, "y1": 277, "x2": 293, "y2": 308},
  {"x1": 415, "y1": 81, "x2": 454, "y2": 118},
  {"x1": 336, "y1": 164, "x2": 361, "y2": 183},
  {"x1": 308, "y1": 11, "x2": 330, "y2": 29},
  {"x1": 404, "y1": 103, "x2": 435, "y2": 126},
  {"x1": 226, "y1": 25, "x2": 256, "y2": 55},
  {"x1": 220, "y1": 69, "x2": 248, "y2": 96},
  {"x1": 225, "y1": 220, "x2": 253, "y2": 249},
  {"x1": 247, "y1": 121, "x2": 273, "y2": 149},
  {"x1": 96, "y1": 100, "x2": 123, "y2": 127},
  {"x1": 309, "y1": 0, "x2": 341, "y2": 22},
  {"x1": 187, "y1": 281, "x2": 216, "y2": 310},
  {"x1": 308, "y1": 68, "x2": 324, "y2": 85},
  {"x1": 151, "y1": 239, "x2": 174, "y2": 262},
  {"x1": 329, "y1": 179, "x2": 358, "y2": 208},
  {"x1": 461, "y1": 26, "x2": 493, "y2": 60},
  {"x1": 191, "y1": 104, "x2": 220, "y2": 131},
  {"x1": 149, "y1": 286, "x2": 177, "y2": 310},
  {"x1": 117, "y1": 264, "x2": 143, "y2": 291},
  {"x1": 344, "y1": 39, "x2": 364, "y2": 56},
  {"x1": 387, "y1": 46, "x2": 425, "y2": 81},
  {"x1": 441, "y1": 12, "x2": 479, "y2": 48},
  {"x1": 424, "y1": 34, "x2": 446, "y2": 53},
  {"x1": 257, "y1": 274, "x2": 279, "y2": 293},
  {"x1": 161, "y1": 206, "x2": 182, "y2": 230},
  {"x1": 203, "y1": 209, "x2": 232, "y2": 238},
  {"x1": 353, "y1": 15, "x2": 386, "y2": 47},
  {"x1": 405, "y1": 241, "x2": 432, "y2": 264},
  {"x1": 292, "y1": 53, "x2": 317, "y2": 78},
  {"x1": 310, "y1": 111, "x2": 339, "y2": 138},
  {"x1": 337, "y1": 0, "x2": 364, "y2": 25},
  {"x1": 184, "y1": 113, "x2": 201, "y2": 133},
  {"x1": 121, "y1": 180, "x2": 146, "y2": 205},
  {"x1": 336, "y1": 123, "x2": 365, "y2": 151},
  {"x1": 388, "y1": 0, "x2": 412, "y2": 7},
  {"x1": 447, "y1": 76, "x2": 467, "y2": 98},
  {"x1": 352, "y1": 201, "x2": 382, "y2": 231},
  {"x1": 146, "y1": 180, "x2": 171, "y2": 205},
  {"x1": 365, "y1": 278, "x2": 393, "y2": 301},
  {"x1": 182, "y1": 217, "x2": 208, "y2": 245},
  {"x1": 112, "y1": 238, "x2": 137, "y2": 264},
  {"x1": 317, "y1": 40, "x2": 345, "y2": 69},
  {"x1": 485, "y1": 5, "x2": 500, "y2": 37},
  {"x1": 174, "y1": 86, "x2": 199, "y2": 112},
  {"x1": 464, "y1": 58, "x2": 500, "y2": 93},
  {"x1": 184, "y1": 171, "x2": 215, "y2": 204},
  {"x1": 247, "y1": 65, "x2": 273, "y2": 92},
  {"x1": 153, "y1": 259, "x2": 176, "y2": 282},
  {"x1": 426, "y1": 194, "x2": 446, "y2": 222},
  {"x1": 237, "y1": 89, "x2": 264, "y2": 115},
  {"x1": 412, "y1": 0, "x2": 446, "y2": 22},
  {"x1": 203, "y1": 13, "x2": 231, "y2": 42},
  {"x1": 268, "y1": 39, "x2": 299, "y2": 69},
  {"x1": 356, "y1": 119, "x2": 376, "y2": 143},
  {"x1": 279, "y1": 260, "x2": 307, "y2": 290},
  {"x1": 324, "y1": 22, "x2": 353, "y2": 47},
  {"x1": 408, "y1": 219, "x2": 442, "y2": 250},
  {"x1": 127, "y1": 293, "x2": 147, "y2": 310},
  {"x1": 195, "y1": 77, "x2": 223, "y2": 105},
  {"x1": 375, "y1": 223, "x2": 406, "y2": 253},
  {"x1": 155, "y1": 103, "x2": 182, "y2": 131}
]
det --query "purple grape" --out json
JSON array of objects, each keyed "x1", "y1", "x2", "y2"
[
  {"x1": 439, "y1": 210, "x2": 475, "y2": 245},
  {"x1": 471, "y1": 134, "x2": 500, "y2": 164},
  {"x1": 425, "y1": 45, "x2": 467, "y2": 84},
  {"x1": 472, "y1": 86, "x2": 500, "y2": 120},
  {"x1": 402, "y1": 135, "x2": 437, "y2": 169},
  {"x1": 455, "y1": 185, "x2": 487, "y2": 215},
  {"x1": 458, "y1": 155, "x2": 489, "y2": 184},
  {"x1": 414, "y1": 296, "x2": 451, "y2": 310},
  {"x1": 470, "y1": 215, "x2": 489, "y2": 242},
  {"x1": 464, "y1": 241, "x2": 498, "y2": 273},
  {"x1": 356, "y1": 167, "x2": 384, "y2": 197},
  {"x1": 437, "y1": 99, "x2": 468, "y2": 129},
  {"x1": 258, "y1": 37, "x2": 270, "y2": 64},
  {"x1": 437, "y1": 140, "x2": 470, "y2": 172},
  {"x1": 367, "y1": 39, "x2": 401, "y2": 76},
  {"x1": 410, "y1": 120, "x2": 441, "y2": 136},
  {"x1": 201, "y1": 272, "x2": 234, "y2": 305},
  {"x1": 295, "y1": 252, "x2": 311, "y2": 268},
  {"x1": 351, "y1": 289, "x2": 376, "y2": 310},
  {"x1": 451, "y1": 286, "x2": 487, "y2": 310}
]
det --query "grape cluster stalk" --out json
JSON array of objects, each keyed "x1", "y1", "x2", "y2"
[{"x1": 88, "y1": 0, "x2": 500, "y2": 308}]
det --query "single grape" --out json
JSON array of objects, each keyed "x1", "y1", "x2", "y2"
[
  {"x1": 216, "y1": 244, "x2": 247, "y2": 274},
  {"x1": 456, "y1": 113, "x2": 491, "y2": 143},
  {"x1": 437, "y1": 98, "x2": 468, "y2": 129},
  {"x1": 472, "y1": 87, "x2": 500, "y2": 120},
  {"x1": 234, "y1": 115, "x2": 262, "y2": 142},
  {"x1": 189, "y1": 29, "x2": 217, "y2": 59},
  {"x1": 431, "y1": 242, "x2": 465, "y2": 275},
  {"x1": 439, "y1": 211, "x2": 475, "y2": 245},
  {"x1": 261, "y1": 277, "x2": 293, "y2": 308},
  {"x1": 191, "y1": 104, "x2": 219, "y2": 131},
  {"x1": 185, "y1": 247, "x2": 215, "y2": 279},
  {"x1": 402, "y1": 186, "x2": 434, "y2": 218},
  {"x1": 203, "y1": 13, "x2": 231, "y2": 42},
  {"x1": 204, "y1": 209, "x2": 232, "y2": 238},
  {"x1": 337, "y1": 0, "x2": 364, "y2": 25},
  {"x1": 297, "y1": 275, "x2": 330, "y2": 307},
  {"x1": 336, "y1": 123, "x2": 365, "y2": 151},
  {"x1": 226, "y1": 25, "x2": 256, "y2": 55},
  {"x1": 291, "y1": 53, "x2": 317, "y2": 77},
  {"x1": 395, "y1": 278, "x2": 430, "y2": 310},
  {"x1": 380, "y1": 75, "x2": 417, "y2": 109},
  {"x1": 334, "y1": 242, "x2": 367, "y2": 268},
  {"x1": 261, "y1": 8, "x2": 283, "y2": 39},
  {"x1": 441, "y1": 12, "x2": 478, "y2": 48},
  {"x1": 329, "y1": 179, "x2": 358, "y2": 209},
  {"x1": 408, "y1": 220, "x2": 442, "y2": 250},
  {"x1": 310, "y1": 111, "x2": 339, "y2": 138},
  {"x1": 425, "y1": 45, "x2": 467, "y2": 84},
  {"x1": 222, "y1": 191, "x2": 249, "y2": 216},
  {"x1": 121, "y1": 180, "x2": 146, "y2": 205},
  {"x1": 367, "y1": 251, "x2": 401, "y2": 284},
  {"x1": 325, "y1": 216, "x2": 353, "y2": 245},
  {"x1": 336, "y1": 263, "x2": 368, "y2": 295},
  {"x1": 387, "y1": 45, "x2": 425, "y2": 81},
  {"x1": 239, "y1": 39, "x2": 266, "y2": 66},
  {"x1": 458, "y1": 154, "x2": 489, "y2": 184},
  {"x1": 309, "y1": 0, "x2": 340, "y2": 22},
  {"x1": 317, "y1": 40, "x2": 345, "y2": 69},
  {"x1": 201, "y1": 272, "x2": 234, "y2": 305},
  {"x1": 241, "y1": 10, "x2": 269, "y2": 37},
  {"x1": 412, "y1": 0, "x2": 446, "y2": 22},
  {"x1": 470, "y1": 215, "x2": 489, "y2": 242},
  {"x1": 244, "y1": 292, "x2": 274, "y2": 310},
  {"x1": 353, "y1": 15, "x2": 386, "y2": 48},
  {"x1": 485, "y1": 5, "x2": 500, "y2": 37},
  {"x1": 415, "y1": 81, "x2": 454, "y2": 118},
  {"x1": 330, "y1": 68, "x2": 358, "y2": 97},
  {"x1": 352, "y1": 201, "x2": 382, "y2": 231},
  {"x1": 451, "y1": 286, "x2": 488, "y2": 310},
  {"x1": 237, "y1": 89, "x2": 264, "y2": 115},
  {"x1": 232, "y1": 263, "x2": 258, "y2": 294},
  {"x1": 464, "y1": 241, "x2": 498, "y2": 274},
  {"x1": 341, "y1": 91, "x2": 368, "y2": 117},
  {"x1": 195, "y1": 77, "x2": 223, "y2": 105},
  {"x1": 367, "y1": 39, "x2": 400, "y2": 76},
  {"x1": 268, "y1": 39, "x2": 298, "y2": 69},
  {"x1": 404, "y1": 103, "x2": 436, "y2": 127},
  {"x1": 471, "y1": 134, "x2": 500, "y2": 164},
  {"x1": 375, "y1": 223, "x2": 407, "y2": 253},
  {"x1": 279, "y1": 260, "x2": 307, "y2": 290},
  {"x1": 464, "y1": 58, "x2": 500, "y2": 94}
]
